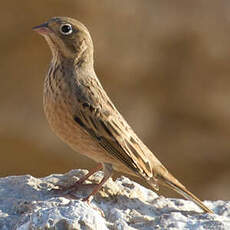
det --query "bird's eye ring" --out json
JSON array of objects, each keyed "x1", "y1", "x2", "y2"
[{"x1": 60, "y1": 24, "x2": 73, "y2": 35}]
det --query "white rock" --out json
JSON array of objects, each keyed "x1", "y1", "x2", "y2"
[{"x1": 0, "y1": 169, "x2": 229, "y2": 230}]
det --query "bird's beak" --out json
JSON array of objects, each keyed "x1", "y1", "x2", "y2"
[{"x1": 33, "y1": 22, "x2": 51, "y2": 35}]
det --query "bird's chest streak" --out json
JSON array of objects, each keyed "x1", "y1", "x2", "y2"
[{"x1": 43, "y1": 66, "x2": 116, "y2": 163}]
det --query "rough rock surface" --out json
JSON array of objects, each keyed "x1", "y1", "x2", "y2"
[{"x1": 0, "y1": 169, "x2": 229, "y2": 230}]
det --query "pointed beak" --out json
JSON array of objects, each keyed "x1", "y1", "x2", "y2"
[{"x1": 32, "y1": 22, "x2": 51, "y2": 35}]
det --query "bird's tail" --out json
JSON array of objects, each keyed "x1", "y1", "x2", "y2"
[{"x1": 147, "y1": 170, "x2": 213, "y2": 214}]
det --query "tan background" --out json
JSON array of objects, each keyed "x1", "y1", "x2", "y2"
[{"x1": 1, "y1": 0, "x2": 230, "y2": 200}]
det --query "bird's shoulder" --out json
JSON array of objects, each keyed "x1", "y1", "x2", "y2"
[{"x1": 73, "y1": 73, "x2": 118, "y2": 136}]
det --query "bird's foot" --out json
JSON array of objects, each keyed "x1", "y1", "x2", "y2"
[
  {"x1": 52, "y1": 182, "x2": 98, "y2": 200},
  {"x1": 52, "y1": 163, "x2": 104, "y2": 199}
]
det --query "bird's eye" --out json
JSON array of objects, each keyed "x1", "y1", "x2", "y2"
[{"x1": 59, "y1": 24, "x2": 73, "y2": 35}]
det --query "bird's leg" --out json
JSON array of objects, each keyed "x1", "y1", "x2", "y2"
[
  {"x1": 53, "y1": 163, "x2": 103, "y2": 197},
  {"x1": 53, "y1": 163, "x2": 113, "y2": 201},
  {"x1": 82, "y1": 163, "x2": 113, "y2": 202},
  {"x1": 75, "y1": 163, "x2": 103, "y2": 185}
]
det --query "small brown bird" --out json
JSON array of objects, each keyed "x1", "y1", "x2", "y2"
[{"x1": 33, "y1": 17, "x2": 213, "y2": 213}]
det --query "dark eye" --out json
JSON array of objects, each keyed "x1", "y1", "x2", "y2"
[{"x1": 60, "y1": 24, "x2": 73, "y2": 35}]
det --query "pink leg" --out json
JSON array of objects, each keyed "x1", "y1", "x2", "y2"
[
  {"x1": 54, "y1": 163, "x2": 103, "y2": 195},
  {"x1": 69, "y1": 163, "x2": 103, "y2": 188},
  {"x1": 82, "y1": 163, "x2": 113, "y2": 202},
  {"x1": 54, "y1": 163, "x2": 113, "y2": 202}
]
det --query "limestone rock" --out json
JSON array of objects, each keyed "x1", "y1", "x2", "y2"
[{"x1": 0, "y1": 169, "x2": 229, "y2": 229}]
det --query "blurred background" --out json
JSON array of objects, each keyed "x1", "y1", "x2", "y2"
[{"x1": 1, "y1": 0, "x2": 230, "y2": 200}]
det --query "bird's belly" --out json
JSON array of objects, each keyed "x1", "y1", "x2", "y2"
[{"x1": 43, "y1": 96, "x2": 117, "y2": 164}]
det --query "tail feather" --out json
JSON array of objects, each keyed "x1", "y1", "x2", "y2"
[
  {"x1": 162, "y1": 177, "x2": 213, "y2": 213},
  {"x1": 148, "y1": 172, "x2": 213, "y2": 214}
]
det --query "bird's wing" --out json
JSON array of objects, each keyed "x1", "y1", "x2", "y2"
[{"x1": 73, "y1": 77, "x2": 154, "y2": 179}]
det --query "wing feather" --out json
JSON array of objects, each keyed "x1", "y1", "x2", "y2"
[{"x1": 73, "y1": 77, "x2": 153, "y2": 179}]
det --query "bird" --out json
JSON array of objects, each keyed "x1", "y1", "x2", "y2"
[{"x1": 33, "y1": 17, "x2": 213, "y2": 214}]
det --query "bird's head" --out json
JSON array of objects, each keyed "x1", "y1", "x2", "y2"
[{"x1": 33, "y1": 17, "x2": 94, "y2": 65}]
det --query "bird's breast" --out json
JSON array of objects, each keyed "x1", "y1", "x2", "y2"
[{"x1": 43, "y1": 71, "x2": 115, "y2": 164}]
